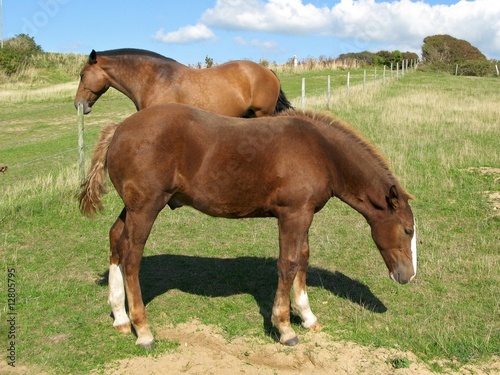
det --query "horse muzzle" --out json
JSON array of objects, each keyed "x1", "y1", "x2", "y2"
[
  {"x1": 74, "y1": 101, "x2": 93, "y2": 115},
  {"x1": 389, "y1": 267, "x2": 415, "y2": 284}
]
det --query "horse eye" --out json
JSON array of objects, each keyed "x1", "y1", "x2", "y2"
[
  {"x1": 80, "y1": 73, "x2": 85, "y2": 79},
  {"x1": 405, "y1": 228, "x2": 413, "y2": 236}
]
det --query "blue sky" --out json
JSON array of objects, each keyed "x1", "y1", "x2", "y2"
[{"x1": 2, "y1": 0, "x2": 499, "y2": 65}]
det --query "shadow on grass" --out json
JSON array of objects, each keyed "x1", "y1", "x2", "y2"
[{"x1": 97, "y1": 254, "x2": 386, "y2": 338}]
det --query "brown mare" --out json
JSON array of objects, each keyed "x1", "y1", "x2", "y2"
[
  {"x1": 74, "y1": 48, "x2": 292, "y2": 117},
  {"x1": 79, "y1": 103, "x2": 417, "y2": 349}
]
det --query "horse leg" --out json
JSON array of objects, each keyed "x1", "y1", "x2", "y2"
[
  {"x1": 118, "y1": 208, "x2": 160, "y2": 349},
  {"x1": 108, "y1": 208, "x2": 131, "y2": 333},
  {"x1": 291, "y1": 246, "x2": 321, "y2": 331},
  {"x1": 272, "y1": 210, "x2": 313, "y2": 346}
]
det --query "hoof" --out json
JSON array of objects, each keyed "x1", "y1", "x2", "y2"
[
  {"x1": 136, "y1": 337, "x2": 154, "y2": 350},
  {"x1": 306, "y1": 321, "x2": 322, "y2": 331},
  {"x1": 113, "y1": 323, "x2": 132, "y2": 334},
  {"x1": 282, "y1": 336, "x2": 299, "y2": 346}
]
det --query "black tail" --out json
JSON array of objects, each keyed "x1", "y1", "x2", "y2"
[
  {"x1": 275, "y1": 87, "x2": 294, "y2": 114},
  {"x1": 271, "y1": 70, "x2": 294, "y2": 114}
]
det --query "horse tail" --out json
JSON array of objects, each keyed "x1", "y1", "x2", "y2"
[
  {"x1": 79, "y1": 123, "x2": 119, "y2": 217},
  {"x1": 270, "y1": 70, "x2": 294, "y2": 114},
  {"x1": 274, "y1": 86, "x2": 294, "y2": 114}
]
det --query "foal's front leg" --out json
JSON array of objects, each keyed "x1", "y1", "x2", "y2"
[
  {"x1": 292, "y1": 268, "x2": 320, "y2": 331},
  {"x1": 272, "y1": 211, "x2": 314, "y2": 346},
  {"x1": 290, "y1": 234, "x2": 320, "y2": 330},
  {"x1": 272, "y1": 260, "x2": 299, "y2": 346}
]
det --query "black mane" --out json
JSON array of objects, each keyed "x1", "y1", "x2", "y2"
[{"x1": 96, "y1": 48, "x2": 177, "y2": 62}]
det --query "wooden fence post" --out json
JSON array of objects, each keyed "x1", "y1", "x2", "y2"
[
  {"x1": 327, "y1": 75, "x2": 331, "y2": 109},
  {"x1": 301, "y1": 77, "x2": 306, "y2": 110},
  {"x1": 77, "y1": 103, "x2": 85, "y2": 184},
  {"x1": 347, "y1": 72, "x2": 350, "y2": 96}
]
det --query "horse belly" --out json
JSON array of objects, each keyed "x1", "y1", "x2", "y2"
[
  {"x1": 191, "y1": 184, "x2": 274, "y2": 218},
  {"x1": 184, "y1": 165, "x2": 275, "y2": 218}
]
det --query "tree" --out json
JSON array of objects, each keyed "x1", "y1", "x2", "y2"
[
  {"x1": 3, "y1": 34, "x2": 42, "y2": 53},
  {"x1": 392, "y1": 50, "x2": 403, "y2": 64},
  {"x1": 205, "y1": 55, "x2": 214, "y2": 68},
  {"x1": 0, "y1": 34, "x2": 43, "y2": 75},
  {"x1": 402, "y1": 52, "x2": 419, "y2": 62},
  {"x1": 421, "y1": 34, "x2": 486, "y2": 64}
]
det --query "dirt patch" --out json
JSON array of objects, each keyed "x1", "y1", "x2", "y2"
[
  {"x1": 485, "y1": 191, "x2": 500, "y2": 216},
  {"x1": 465, "y1": 167, "x2": 500, "y2": 216},
  {"x1": 466, "y1": 167, "x2": 500, "y2": 177},
  {"x1": 99, "y1": 320, "x2": 499, "y2": 375}
]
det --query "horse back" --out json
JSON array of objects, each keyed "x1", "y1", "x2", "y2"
[
  {"x1": 174, "y1": 61, "x2": 281, "y2": 117},
  {"x1": 107, "y1": 104, "x2": 333, "y2": 218}
]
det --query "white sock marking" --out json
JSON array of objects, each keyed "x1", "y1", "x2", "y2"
[
  {"x1": 294, "y1": 291, "x2": 318, "y2": 328},
  {"x1": 108, "y1": 264, "x2": 130, "y2": 327}
]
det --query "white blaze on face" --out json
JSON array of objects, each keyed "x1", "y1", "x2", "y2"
[{"x1": 411, "y1": 224, "x2": 417, "y2": 275}]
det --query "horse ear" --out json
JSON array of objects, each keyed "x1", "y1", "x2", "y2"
[
  {"x1": 89, "y1": 50, "x2": 97, "y2": 64},
  {"x1": 388, "y1": 185, "x2": 400, "y2": 210}
]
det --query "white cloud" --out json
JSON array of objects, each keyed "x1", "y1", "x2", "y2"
[
  {"x1": 233, "y1": 36, "x2": 281, "y2": 51},
  {"x1": 201, "y1": 0, "x2": 332, "y2": 34},
  {"x1": 153, "y1": 24, "x2": 216, "y2": 44},
  {"x1": 200, "y1": 0, "x2": 500, "y2": 57},
  {"x1": 251, "y1": 39, "x2": 279, "y2": 51}
]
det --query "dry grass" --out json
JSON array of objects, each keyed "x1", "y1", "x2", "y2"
[
  {"x1": 0, "y1": 52, "x2": 86, "y2": 85},
  {"x1": 0, "y1": 81, "x2": 79, "y2": 103}
]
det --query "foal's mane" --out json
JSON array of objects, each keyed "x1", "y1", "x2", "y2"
[
  {"x1": 97, "y1": 48, "x2": 177, "y2": 63},
  {"x1": 279, "y1": 110, "x2": 413, "y2": 198}
]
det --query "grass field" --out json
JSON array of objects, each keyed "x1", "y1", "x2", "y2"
[{"x1": 0, "y1": 67, "x2": 499, "y2": 374}]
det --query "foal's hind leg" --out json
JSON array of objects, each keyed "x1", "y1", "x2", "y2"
[
  {"x1": 119, "y1": 208, "x2": 162, "y2": 349},
  {"x1": 108, "y1": 209, "x2": 131, "y2": 333}
]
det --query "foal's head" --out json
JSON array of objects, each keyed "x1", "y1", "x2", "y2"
[
  {"x1": 369, "y1": 185, "x2": 417, "y2": 284},
  {"x1": 74, "y1": 50, "x2": 110, "y2": 114}
]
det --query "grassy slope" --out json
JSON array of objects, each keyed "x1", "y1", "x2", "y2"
[{"x1": 0, "y1": 68, "x2": 498, "y2": 374}]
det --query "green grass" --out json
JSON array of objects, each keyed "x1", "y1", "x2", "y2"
[{"x1": 0, "y1": 68, "x2": 499, "y2": 374}]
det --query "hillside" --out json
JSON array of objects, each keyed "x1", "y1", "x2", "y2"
[{"x1": 0, "y1": 34, "x2": 85, "y2": 85}]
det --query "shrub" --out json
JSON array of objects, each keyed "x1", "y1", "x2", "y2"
[
  {"x1": 0, "y1": 34, "x2": 43, "y2": 75},
  {"x1": 456, "y1": 60, "x2": 495, "y2": 77}
]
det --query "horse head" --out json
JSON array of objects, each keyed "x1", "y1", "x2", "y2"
[
  {"x1": 369, "y1": 185, "x2": 417, "y2": 284},
  {"x1": 74, "y1": 50, "x2": 110, "y2": 114}
]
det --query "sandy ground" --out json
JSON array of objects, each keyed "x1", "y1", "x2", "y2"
[
  {"x1": 1, "y1": 320, "x2": 498, "y2": 375},
  {"x1": 98, "y1": 320, "x2": 499, "y2": 375}
]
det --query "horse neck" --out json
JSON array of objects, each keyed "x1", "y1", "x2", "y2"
[
  {"x1": 100, "y1": 57, "x2": 178, "y2": 110},
  {"x1": 337, "y1": 176, "x2": 393, "y2": 223},
  {"x1": 324, "y1": 129, "x2": 397, "y2": 222}
]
